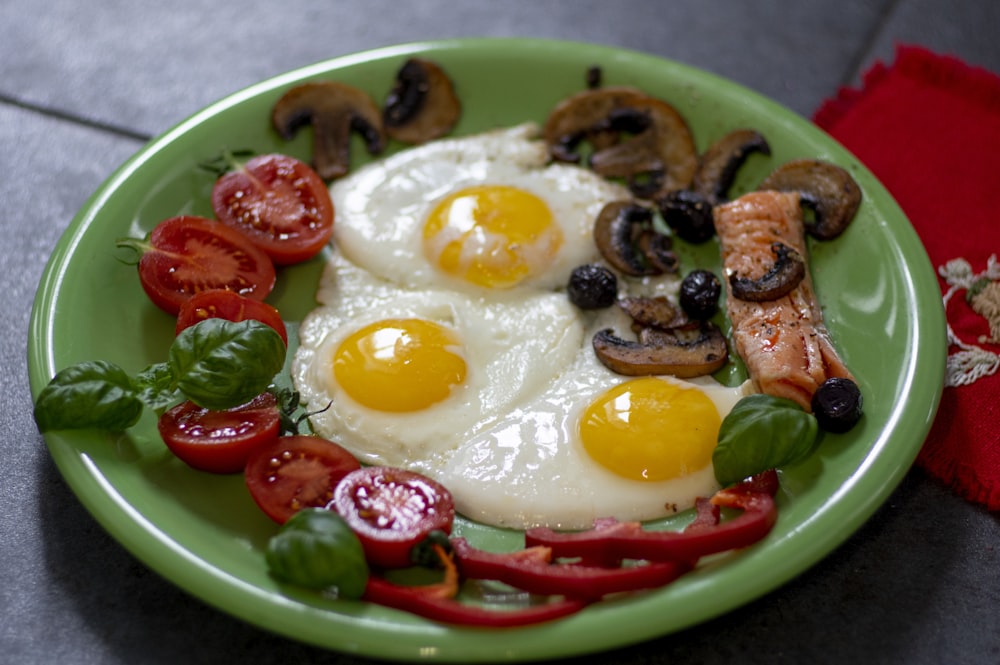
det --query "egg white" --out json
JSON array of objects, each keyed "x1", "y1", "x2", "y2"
[
  {"x1": 293, "y1": 255, "x2": 585, "y2": 468},
  {"x1": 329, "y1": 122, "x2": 631, "y2": 294}
]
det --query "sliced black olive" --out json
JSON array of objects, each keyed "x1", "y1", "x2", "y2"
[
  {"x1": 679, "y1": 269, "x2": 722, "y2": 320},
  {"x1": 567, "y1": 264, "x2": 618, "y2": 309},
  {"x1": 693, "y1": 129, "x2": 771, "y2": 205},
  {"x1": 657, "y1": 189, "x2": 715, "y2": 243},
  {"x1": 758, "y1": 159, "x2": 862, "y2": 240},
  {"x1": 729, "y1": 242, "x2": 806, "y2": 301},
  {"x1": 811, "y1": 377, "x2": 863, "y2": 433}
]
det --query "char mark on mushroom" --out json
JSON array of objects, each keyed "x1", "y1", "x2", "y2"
[
  {"x1": 728, "y1": 242, "x2": 806, "y2": 302},
  {"x1": 693, "y1": 129, "x2": 772, "y2": 205},
  {"x1": 592, "y1": 321, "x2": 729, "y2": 379},
  {"x1": 271, "y1": 81, "x2": 386, "y2": 180},
  {"x1": 542, "y1": 86, "x2": 698, "y2": 199},
  {"x1": 758, "y1": 159, "x2": 861, "y2": 240},
  {"x1": 383, "y1": 58, "x2": 461, "y2": 145},
  {"x1": 593, "y1": 201, "x2": 677, "y2": 276}
]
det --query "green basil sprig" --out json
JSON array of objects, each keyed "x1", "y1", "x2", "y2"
[
  {"x1": 34, "y1": 318, "x2": 286, "y2": 432},
  {"x1": 713, "y1": 393, "x2": 819, "y2": 487}
]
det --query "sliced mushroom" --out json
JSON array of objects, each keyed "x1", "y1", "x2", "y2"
[
  {"x1": 728, "y1": 242, "x2": 806, "y2": 301},
  {"x1": 592, "y1": 321, "x2": 729, "y2": 378},
  {"x1": 593, "y1": 201, "x2": 667, "y2": 276},
  {"x1": 693, "y1": 129, "x2": 771, "y2": 205},
  {"x1": 383, "y1": 58, "x2": 461, "y2": 144},
  {"x1": 636, "y1": 230, "x2": 678, "y2": 274},
  {"x1": 272, "y1": 81, "x2": 385, "y2": 179},
  {"x1": 758, "y1": 159, "x2": 861, "y2": 240},
  {"x1": 542, "y1": 87, "x2": 698, "y2": 197},
  {"x1": 618, "y1": 296, "x2": 682, "y2": 331}
]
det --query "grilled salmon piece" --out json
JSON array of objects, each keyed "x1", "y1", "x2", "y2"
[{"x1": 714, "y1": 190, "x2": 853, "y2": 411}]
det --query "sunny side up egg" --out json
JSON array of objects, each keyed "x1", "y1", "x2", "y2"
[{"x1": 293, "y1": 123, "x2": 748, "y2": 530}]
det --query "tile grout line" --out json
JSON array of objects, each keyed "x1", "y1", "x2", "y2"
[
  {"x1": 0, "y1": 94, "x2": 152, "y2": 143},
  {"x1": 838, "y1": 0, "x2": 904, "y2": 87}
]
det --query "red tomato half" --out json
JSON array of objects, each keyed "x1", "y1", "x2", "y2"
[
  {"x1": 133, "y1": 215, "x2": 276, "y2": 315},
  {"x1": 175, "y1": 288, "x2": 288, "y2": 345},
  {"x1": 244, "y1": 435, "x2": 361, "y2": 524},
  {"x1": 211, "y1": 153, "x2": 334, "y2": 265},
  {"x1": 333, "y1": 467, "x2": 455, "y2": 569},
  {"x1": 158, "y1": 392, "x2": 280, "y2": 474}
]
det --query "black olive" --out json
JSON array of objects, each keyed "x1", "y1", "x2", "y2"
[
  {"x1": 568, "y1": 264, "x2": 618, "y2": 310},
  {"x1": 679, "y1": 269, "x2": 722, "y2": 320},
  {"x1": 811, "y1": 377, "x2": 863, "y2": 433},
  {"x1": 658, "y1": 189, "x2": 715, "y2": 243}
]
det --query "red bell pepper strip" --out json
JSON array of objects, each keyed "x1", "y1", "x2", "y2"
[
  {"x1": 362, "y1": 576, "x2": 587, "y2": 627},
  {"x1": 450, "y1": 538, "x2": 691, "y2": 601},
  {"x1": 524, "y1": 470, "x2": 779, "y2": 564}
]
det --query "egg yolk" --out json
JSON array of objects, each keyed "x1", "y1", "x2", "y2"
[
  {"x1": 579, "y1": 378, "x2": 721, "y2": 482},
  {"x1": 333, "y1": 318, "x2": 467, "y2": 413},
  {"x1": 423, "y1": 185, "x2": 563, "y2": 288}
]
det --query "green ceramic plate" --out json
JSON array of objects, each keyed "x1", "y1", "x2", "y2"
[{"x1": 28, "y1": 38, "x2": 945, "y2": 661}]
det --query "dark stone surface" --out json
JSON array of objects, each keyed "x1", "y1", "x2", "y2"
[{"x1": 4, "y1": 2, "x2": 999, "y2": 663}]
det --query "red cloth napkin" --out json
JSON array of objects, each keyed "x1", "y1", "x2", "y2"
[{"x1": 813, "y1": 45, "x2": 1000, "y2": 511}]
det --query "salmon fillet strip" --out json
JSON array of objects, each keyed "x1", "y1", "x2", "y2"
[{"x1": 713, "y1": 190, "x2": 853, "y2": 411}]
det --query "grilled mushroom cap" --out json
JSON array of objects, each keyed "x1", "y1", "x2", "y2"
[
  {"x1": 383, "y1": 58, "x2": 461, "y2": 144},
  {"x1": 758, "y1": 159, "x2": 862, "y2": 240},
  {"x1": 271, "y1": 81, "x2": 385, "y2": 179},
  {"x1": 728, "y1": 242, "x2": 807, "y2": 301},
  {"x1": 592, "y1": 321, "x2": 729, "y2": 378},
  {"x1": 593, "y1": 201, "x2": 674, "y2": 276},
  {"x1": 693, "y1": 128, "x2": 771, "y2": 205},
  {"x1": 543, "y1": 86, "x2": 698, "y2": 198}
]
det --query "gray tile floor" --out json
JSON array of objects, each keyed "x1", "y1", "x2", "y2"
[{"x1": 3, "y1": 2, "x2": 999, "y2": 664}]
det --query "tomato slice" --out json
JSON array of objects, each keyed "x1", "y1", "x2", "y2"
[
  {"x1": 158, "y1": 392, "x2": 280, "y2": 474},
  {"x1": 125, "y1": 215, "x2": 276, "y2": 315},
  {"x1": 245, "y1": 435, "x2": 361, "y2": 524},
  {"x1": 175, "y1": 288, "x2": 288, "y2": 345},
  {"x1": 211, "y1": 153, "x2": 334, "y2": 265},
  {"x1": 333, "y1": 467, "x2": 455, "y2": 570}
]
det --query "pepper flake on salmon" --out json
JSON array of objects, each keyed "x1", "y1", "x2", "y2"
[{"x1": 714, "y1": 190, "x2": 854, "y2": 411}]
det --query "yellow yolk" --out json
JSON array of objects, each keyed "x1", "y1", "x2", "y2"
[
  {"x1": 579, "y1": 378, "x2": 721, "y2": 481},
  {"x1": 423, "y1": 185, "x2": 563, "y2": 288},
  {"x1": 333, "y1": 318, "x2": 467, "y2": 412}
]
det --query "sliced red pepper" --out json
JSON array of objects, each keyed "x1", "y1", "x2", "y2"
[
  {"x1": 524, "y1": 470, "x2": 779, "y2": 564},
  {"x1": 450, "y1": 538, "x2": 690, "y2": 601},
  {"x1": 362, "y1": 577, "x2": 587, "y2": 627}
]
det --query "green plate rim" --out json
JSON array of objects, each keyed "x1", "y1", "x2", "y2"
[{"x1": 27, "y1": 37, "x2": 946, "y2": 662}]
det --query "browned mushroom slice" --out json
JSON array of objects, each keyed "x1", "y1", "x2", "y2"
[
  {"x1": 592, "y1": 321, "x2": 729, "y2": 378},
  {"x1": 635, "y1": 230, "x2": 678, "y2": 274},
  {"x1": 618, "y1": 296, "x2": 682, "y2": 331},
  {"x1": 728, "y1": 242, "x2": 806, "y2": 301},
  {"x1": 758, "y1": 159, "x2": 861, "y2": 240},
  {"x1": 383, "y1": 58, "x2": 461, "y2": 144},
  {"x1": 692, "y1": 129, "x2": 771, "y2": 205},
  {"x1": 593, "y1": 201, "x2": 664, "y2": 276},
  {"x1": 271, "y1": 81, "x2": 385, "y2": 179},
  {"x1": 542, "y1": 86, "x2": 697, "y2": 197}
]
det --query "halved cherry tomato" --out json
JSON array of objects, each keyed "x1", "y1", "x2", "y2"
[
  {"x1": 245, "y1": 435, "x2": 360, "y2": 524},
  {"x1": 175, "y1": 288, "x2": 288, "y2": 345},
  {"x1": 120, "y1": 215, "x2": 276, "y2": 315},
  {"x1": 211, "y1": 153, "x2": 334, "y2": 265},
  {"x1": 333, "y1": 467, "x2": 455, "y2": 570},
  {"x1": 157, "y1": 392, "x2": 280, "y2": 474}
]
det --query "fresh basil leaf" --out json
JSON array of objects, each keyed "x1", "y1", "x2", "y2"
[
  {"x1": 713, "y1": 393, "x2": 819, "y2": 487},
  {"x1": 134, "y1": 362, "x2": 182, "y2": 414},
  {"x1": 33, "y1": 360, "x2": 144, "y2": 432},
  {"x1": 169, "y1": 318, "x2": 286, "y2": 411}
]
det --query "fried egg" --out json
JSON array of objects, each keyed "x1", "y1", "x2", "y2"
[
  {"x1": 294, "y1": 123, "x2": 746, "y2": 531},
  {"x1": 329, "y1": 123, "x2": 630, "y2": 293},
  {"x1": 294, "y1": 255, "x2": 584, "y2": 468}
]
